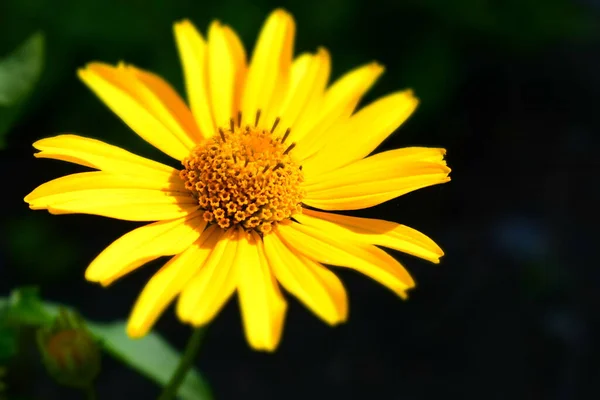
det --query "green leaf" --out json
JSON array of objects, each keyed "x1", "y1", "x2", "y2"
[
  {"x1": 4, "y1": 287, "x2": 52, "y2": 326},
  {"x1": 0, "y1": 288, "x2": 213, "y2": 400},
  {"x1": 0, "y1": 287, "x2": 49, "y2": 363},
  {"x1": 0, "y1": 300, "x2": 18, "y2": 362},
  {"x1": 87, "y1": 322, "x2": 212, "y2": 400},
  {"x1": 0, "y1": 32, "x2": 45, "y2": 147},
  {"x1": 0, "y1": 325, "x2": 17, "y2": 362},
  {"x1": 0, "y1": 33, "x2": 44, "y2": 106}
]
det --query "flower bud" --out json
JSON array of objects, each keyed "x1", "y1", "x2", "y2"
[{"x1": 37, "y1": 308, "x2": 100, "y2": 388}]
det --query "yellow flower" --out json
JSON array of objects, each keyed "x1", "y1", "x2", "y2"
[{"x1": 24, "y1": 9, "x2": 450, "y2": 351}]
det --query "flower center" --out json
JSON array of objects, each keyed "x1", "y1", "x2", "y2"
[{"x1": 180, "y1": 117, "x2": 304, "y2": 234}]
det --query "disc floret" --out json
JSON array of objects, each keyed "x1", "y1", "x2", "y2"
[{"x1": 181, "y1": 117, "x2": 304, "y2": 234}]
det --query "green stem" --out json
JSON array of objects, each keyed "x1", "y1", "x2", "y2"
[{"x1": 158, "y1": 327, "x2": 206, "y2": 400}]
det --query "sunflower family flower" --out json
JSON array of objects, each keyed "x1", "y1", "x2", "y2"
[{"x1": 24, "y1": 9, "x2": 450, "y2": 351}]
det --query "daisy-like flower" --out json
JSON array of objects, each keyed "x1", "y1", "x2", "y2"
[{"x1": 25, "y1": 9, "x2": 450, "y2": 351}]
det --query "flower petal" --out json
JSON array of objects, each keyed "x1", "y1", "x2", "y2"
[
  {"x1": 27, "y1": 182, "x2": 197, "y2": 221},
  {"x1": 85, "y1": 210, "x2": 206, "y2": 286},
  {"x1": 78, "y1": 63, "x2": 192, "y2": 160},
  {"x1": 173, "y1": 20, "x2": 215, "y2": 138},
  {"x1": 241, "y1": 9, "x2": 295, "y2": 129},
  {"x1": 263, "y1": 233, "x2": 347, "y2": 325},
  {"x1": 292, "y1": 62, "x2": 384, "y2": 158},
  {"x1": 176, "y1": 228, "x2": 238, "y2": 326},
  {"x1": 302, "y1": 148, "x2": 450, "y2": 210},
  {"x1": 222, "y1": 26, "x2": 248, "y2": 115},
  {"x1": 302, "y1": 90, "x2": 418, "y2": 175},
  {"x1": 208, "y1": 21, "x2": 247, "y2": 127},
  {"x1": 126, "y1": 225, "x2": 219, "y2": 337},
  {"x1": 276, "y1": 221, "x2": 414, "y2": 298},
  {"x1": 279, "y1": 48, "x2": 330, "y2": 135},
  {"x1": 32, "y1": 134, "x2": 177, "y2": 180},
  {"x1": 125, "y1": 65, "x2": 203, "y2": 144},
  {"x1": 237, "y1": 230, "x2": 287, "y2": 351},
  {"x1": 25, "y1": 170, "x2": 189, "y2": 211},
  {"x1": 25, "y1": 171, "x2": 185, "y2": 205},
  {"x1": 297, "y1": 209, "x2": 444, "y2": 264}
]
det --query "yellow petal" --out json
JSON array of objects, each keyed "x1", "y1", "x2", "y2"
[
  {"x1": 126, "y1": 225, "x2": 218, "y2": 337},
  {"x1": 241, "y1": 9, "x2": 295, "y2": 129},
  {"x1": 25, "y1": 171, "x2": 185, "y2": 206},
  {"x1": 237, "y1": 230, "x2": 287, "y2": 351},
  {"x1": 174, "y1": 20, "x2": 215, "y2": 138},
  {"x1": 302, "y1": 90, "x2": 419, "y2": 175},
  {"x1": 125, "y1": 65, "x2": 203, "y2": 144},
  {"x1": 279, "y1": 48, "x2": 330, "y2": 135},
  {"x1": 222, "y1": 26, "x2": 248, "y2": 115},
  {"x1": 32, "y1": 134, "x2": 176, "y2": 180},
  {"x1": 292, "y1": 62, "x2": 384, "y2": 157},
  {"x1": 85, "y1": 210, "x2": 206, "y2": 286},
  {"x1": 297, "y1": 209, "x2": 444, "y2": 264},
  {"x1": 28, "y1": 185, "x2": 197, "y2": 221},
  {"x1": 176, "y1": 228, "x2": 238, "y2": 326},
  {"x1": 25, "y1": 171, "x2": 190, "y2": 213},
  {"x1": 263, "y1": 233, "x2": 347, "y2": 325},
  {"x1": 276, "y1": 221, "x2": 414, "y2": 298},
  {"x1": 303, "y1": 148, "x2": 449, "y2": 189},
  {"x1": 302, "y1": 148, "x2": 450, "y2": 210},
  {"x1": 78, "y1": 63, "x2": 192, "y2": 160},
  {"x1": 207, "y1": 21, "x2": 247, "y2": 127}
]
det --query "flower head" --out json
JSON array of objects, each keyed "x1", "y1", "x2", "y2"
[{"x1": 25, "y1": 9, "x2": 450, "y2": 351}]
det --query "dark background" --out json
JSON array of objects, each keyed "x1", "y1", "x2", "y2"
[{"x1": 1, "y1": 0, "x2": 599, "y2": 399}]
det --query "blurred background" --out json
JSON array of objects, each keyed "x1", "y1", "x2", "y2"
[{"x1": 1, "y1": 0, "x2": 599, "y2": 399}]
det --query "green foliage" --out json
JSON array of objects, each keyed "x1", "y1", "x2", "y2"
[
  {"x1": 3, "y1": 287, "x2": 52, "y2": 327},
  {"x1": 89, "y1": 322, "x2": 212, "y2": 400},
  {"x1": 0, "y1": 33, "x2": 44, "y2": 106},
  {"x1": 0, "y1": 288, "x2": 212, "y2": 400},
  {"x1": 0, "y1": 32, "x2": 44, "y2": 146},
  {"x1": 0, "y1": 325, "x2": 17, "y2": 363}
]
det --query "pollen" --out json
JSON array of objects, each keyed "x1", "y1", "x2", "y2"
[{"x1": 180, "y1": 116, "x2": 304, "y2": 233}]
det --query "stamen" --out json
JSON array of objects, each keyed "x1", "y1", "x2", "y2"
[
  {"x1": 281, "y1": 128, "x2": 291, "y2": 143},
  {"x1": 181, "y1": 115, "x2": 304, "y2": 235},
  {"x1": 237, "y1": 111, "x2": 242, "y2": 128},
  {"x1": 270, "y1": 117, "x2": 280, "y2": 133},
  {"x1": 283, "y1": 142, "x2": 296, "y2": 155},
  {"x1": 255, "y1": 110, "x2": 261, "y2": 127}
]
